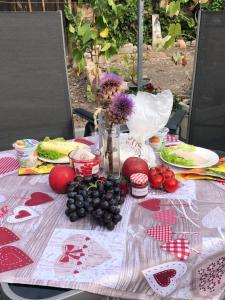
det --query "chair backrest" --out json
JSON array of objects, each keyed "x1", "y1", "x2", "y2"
[
  {"x1": 0, "y1": 11, "x2": 74, "y2": 150},
  {"x1": 187, "y1": 10, "x2": 225, "y2": 151}
]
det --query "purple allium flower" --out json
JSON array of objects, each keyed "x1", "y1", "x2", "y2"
[
  {"x1": 111, "y1": 93, "x2": 134, "y2": 118},
  {"x1": 99, "y1": 73, "x2": 123, "y2": 88}
]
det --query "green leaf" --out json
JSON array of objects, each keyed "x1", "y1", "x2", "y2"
[
  {"x1": 78, "y1": 57, "x2": 85, "y2": 73},
  {"x1": 69, "y1": 24, "x2": 75, "y2": 34},
  {"x1": 167, "y1": 1, "x2": 180, "y2": 17},
  {"x1": 168, "y1": 23, "x2": 181, "y2": 38},
  {"x1": 101, "y1": 43, "x2": 112, "y2": 52},
  {"x1": 78, "y1": 24, "x2": 90, "y2": 36},
  {"x1": 72, "y1": 48, "x2": 82, "y2": 63},
  {"x1": 104, "y1": 46, "x2": 118, "y2": 58},
  {"x1": 108, "y1": 0, "x2": 117, "y2": 14},
  {"x1": 82, "y1": 30, "x2": 93, "y2": 44}
]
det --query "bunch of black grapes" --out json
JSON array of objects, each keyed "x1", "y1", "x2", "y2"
[{"x1": 65, "y1": 174, "x2": 126, "y2": 230}]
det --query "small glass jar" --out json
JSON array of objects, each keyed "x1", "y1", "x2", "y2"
[{"x1": 130, "y1": 173, "x2": 149, "y2": 198}]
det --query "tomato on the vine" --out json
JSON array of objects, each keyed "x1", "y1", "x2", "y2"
[
  {"x1": 161, "y1": 169, "x2": 175, "y2": 179},
  {"x1": 163, "y1": 178, "x2": 179, "y2": 193},
  {"x1": 157, "y1": 164, "x2": 167, "y2": 173},
  {"x1": 148, "y1": 167, "x2": 159, "y2": 180},
  {"x1": 149, "y1": 174, "x2": 164, "y2": 189}
]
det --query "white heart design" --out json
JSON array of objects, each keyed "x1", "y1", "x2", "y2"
[
  {"x1": 7, "y1": 206, "x2": 39, "y2": 223},
  {"x1": 202, "y1": 207, "x2": 225, "y2": 240},
  {"x1": 142, "y1": 261, "x2": 187, "y2": 297}
]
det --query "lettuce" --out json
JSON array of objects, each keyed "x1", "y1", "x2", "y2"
[
  {"x1": 161, "y1": 144, "x2": 196, "y2": 166},
  {"x1": 37, "y1": 137, "x2": 66, "y2": 160}
]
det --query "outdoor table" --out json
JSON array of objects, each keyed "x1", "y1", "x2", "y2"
[{"x1": 0, "y1": 135, "x2": 225, "y2": 300}]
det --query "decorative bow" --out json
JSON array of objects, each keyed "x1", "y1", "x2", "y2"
[{"x1": 59, "y1": 244, "x2": 83, "y2": 263}]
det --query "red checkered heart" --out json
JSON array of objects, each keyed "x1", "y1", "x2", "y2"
[
  {"x1": 153, "y1": 209, "x2": 177, "y2": 225},
  {"x1": 145, "y1": 225, "x2": 172, "y2": 242},
  {"x1": 0, "y1": 156, "x2": 19, "y2": 176},
  {"x1": 161, "y1": 239, "x2": 190, "y2": 260}
]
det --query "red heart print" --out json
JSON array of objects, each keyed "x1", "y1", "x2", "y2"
[
  {"x1": 0, "y1": 227, "x2": 20, "y2": 246},
  {"x1": 154, "y1": 269, "x2": 176, "y2": 287},
  {"x1": 15, "y1": 210, "x2": 31, "y2": 219},
  {"x1": 0, "y1": 246, "x2": 33, "y2": 273},
  {"x1": 139, "y1": 199, "x2": 161, "y2": 211},
  {"x1": 25, "y1": 192, "x2": 54, "y2": 206},
  {"x1": 0, "y1": 157, "x2": 19, "y2": 175}
]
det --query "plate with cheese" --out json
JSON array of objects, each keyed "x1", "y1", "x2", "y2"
[{"x1": 37, "y1": 137, "x2": 90, "y2": 164}]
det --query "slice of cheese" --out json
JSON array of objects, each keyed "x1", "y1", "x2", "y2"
[{"x1": 40, "y1": 141, "x2": 87, "y2": 156}]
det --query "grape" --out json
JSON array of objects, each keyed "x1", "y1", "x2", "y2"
[
  {"x1": 75, "y1": 195, "x2": 84, "y2": 202},
  {"x1": 65, "y1": 208, "x2": 71, "y2": 216},
  {"x1": 92, "y1": 190, "x2": 99, "y2": 198},
  {"x1": 84, "y1": 176, "x2": 92, "y2": 184},
  {"x1": 114, "y1": 187, "x2": 120, "y2": 195},
  {"x1": 77, "y1": 208, "x2": 86, "y2": 217},
  {"x1": 100, "y1": 201, "x2": 109, "y2": 210},
  {"x1": 113, "y1": 214, "x2": 122, "y2": 223},
  {"x1": 106, "y1": 222, "x2": 115, "y2": 230},
  {"x1": 92, "y1": 197, "x2": 101, "y2": 208},
  {"x1": 70, "y1": 212, "x2": 79, "y2": 222},
  {"x1": 92, "y1": 174, "x2": 99, "y2": 182},
  {"x1": 65, "y1": 175, "x2": 125, "y2": 230},
  {"x1": 74, "y1": 200, "x2": 84, "y2": 208},
  {"x1": 105, "y1": 192, "x2": 113, "y2": 201},
  {"x1": 107, "y1": 175, "x2": 115, "y2": 181},
  {"x1": 69, "y1": 204, "x2": 76, "y2": 212}
]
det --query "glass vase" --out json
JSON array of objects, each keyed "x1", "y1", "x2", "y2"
[{"x1": 101, "y1": 124, "x2": 120, "y2": 179}]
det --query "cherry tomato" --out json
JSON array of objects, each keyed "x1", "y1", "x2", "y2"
[
  {"x1": 163, "y1": 178, "x2": 179, "y2": 193},
  {"x1": 157, "y1": 164, "x2": 167, "y2": 174},
  {"x1": 161, "y1": 169, "x2": 175, "y2": 179},
  {"x1": 149, "y1": 174, "x2": 164, "y2": 189},
  {"x1": 148, "y1": 167, "x2": 160, "y2": 181}
]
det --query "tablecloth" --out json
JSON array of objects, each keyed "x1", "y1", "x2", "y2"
[{"x1": 0, "y1": 139, "x2": 224, "y2": 300}]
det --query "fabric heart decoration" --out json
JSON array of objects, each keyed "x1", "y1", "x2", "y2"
[
  {"x1": 0, "y1": 227, "x2": 20, "y2": 246},
  {"x1": 0, "y1": 155, "x2": 19, "y2": 177},
  {"x1": 194, "y1": 252, "x2": 225, "y2": 297},
  {"x1": 56, "y1": 235, "x2": 111, "y2": 275},
  {"x1": 145, "y1": 225, "x2": 172, "y2": 242},
  {"x1": 202, "y1": 206, "x2": 225, "y2": 240},
  {"x1": 0, "y1": 245, "x2": 33, "y2": 273},
  {"x1": 139, "y1": 199, "x2": 160, "y2": 211},
  {"x1": 153, "y1": 209, "x2": 177, "y2": 225},
  {"x1": 142, "y1": 261, "x2": 187, "y2": 297},
  {"x1": 7, "y1": 206, "x2": 38, "y2": 223},
  {"x1": 25, "y1": 192, "x2": 54, "y2": 206},
  {"x1": 161, "y1": 239, "x2": 190, "y2": 260}
]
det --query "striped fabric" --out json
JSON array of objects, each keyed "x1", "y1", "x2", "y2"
[
  {"x1": 0, "y1": 156, "x2": 19, "y2": 177},
  {"x1": 161, "y1": 239, "x2": 190, "y2": 260}
]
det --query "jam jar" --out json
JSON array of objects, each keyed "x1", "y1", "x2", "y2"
[{"x1": 130, "y1": 173, "x2": 149, "y2": 198}]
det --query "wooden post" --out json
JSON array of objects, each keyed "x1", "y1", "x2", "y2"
[
  {"x1": 27, "y1": 0, "x2": 32, "y2": 12},
  {"x1": 41, "y1": 0, "x2": 46, "y2": 12},
  {"x1": 152, "y1": 14, "x2": 162, "y2": 48}
]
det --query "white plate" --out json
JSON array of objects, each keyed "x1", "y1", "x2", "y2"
[
  {"x1": 160, "y1": 146, "x2": 219, "y2": 169},
  {"x1": 38, "y1": 156, "x2": 69, "y2": 164}
]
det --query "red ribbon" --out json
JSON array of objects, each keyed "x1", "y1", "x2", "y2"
[{"x1": 59, "y1": 244, "x2": 83, "y2": 263}]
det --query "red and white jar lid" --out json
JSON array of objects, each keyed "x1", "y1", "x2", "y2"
[{"x1": 130, "y1": 173, "x2": 148, "y2": 185}]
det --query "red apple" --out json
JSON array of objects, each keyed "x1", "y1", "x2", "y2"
[
  {"x1": 122, "y1": 157, "x2": 148, "y2": 180},
  {"x1": 49, "y1": 165, "x2": 76, "y2": 194}
]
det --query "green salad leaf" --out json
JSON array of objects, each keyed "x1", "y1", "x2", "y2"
[
  {"x1": 161, "y1": 143, "x2": 196, "y2": 166},
  {"x1": 37, "y1": 137, "x2": 66, "y2": 160}
]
